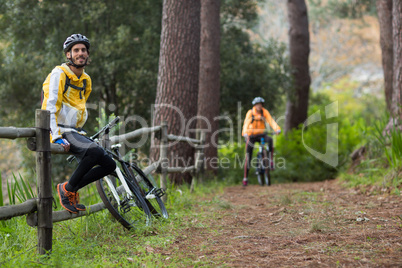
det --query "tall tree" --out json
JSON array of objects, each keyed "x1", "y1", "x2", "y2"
[
  {"x1": 197, "y1": 0, "x2": 221, "y2": 172},
  {"x1": 151, "y1": 0, "x2": 201, "y2": 184},
  {"x1": 376, "y1": 0, "x2": 394, "y2": 112},
  {"x1": 392, "y1": 0, "x2": 402, "y2": 119},
  {"x1": 285, "y1": 0, "x2": 311, "y2": 133}
]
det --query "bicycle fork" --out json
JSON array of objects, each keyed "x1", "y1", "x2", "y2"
[{"x1": 104, "y1": 167, "x2": 136, "y2": 207}]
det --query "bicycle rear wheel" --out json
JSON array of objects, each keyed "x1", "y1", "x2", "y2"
[
  {"x1": 126, "y1": 164, "x2": 168, "y2": 219},
  {"x1": 96, "y1": 173, "x2": 152, "y2": 230}
]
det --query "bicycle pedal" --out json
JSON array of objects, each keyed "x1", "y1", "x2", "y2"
[
  {"x1": 120, "y1": 198, "x2": 131, "y2": 213},
  {"x1": 152, "y1": 188, "x2": 165, "y2": 198}
]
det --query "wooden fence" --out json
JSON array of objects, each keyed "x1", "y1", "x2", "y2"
[{"x1": 0, "y1": 109, "x2": 205, "y2": 254}]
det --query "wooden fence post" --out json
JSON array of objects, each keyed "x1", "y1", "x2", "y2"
[
  {"x1": 190, "y1": 130, "x2": 205, "y2": 193},
  {"x1": 159, "y1": 121, "x2": 168, "y2": 203},
  {"x1": 35, "y1": 109, "x2": 52, "y2": 254},
  {"x1": 198, "y1": 131, "x2": 205, "y2": 183}
]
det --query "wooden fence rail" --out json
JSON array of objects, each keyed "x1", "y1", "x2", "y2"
[{"x1": 0, "y1": 109, "x2": 205, "y2": 254}]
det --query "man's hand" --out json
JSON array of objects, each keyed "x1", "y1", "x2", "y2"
[
  {"x1": 54, "y1": 138, "x2": 70, "y2": 152},
  {"x1": 275, "y1": 130, "x2": 281, "y2": 135},
  {"x1": 243, "y1": 134, "x2": 248, "y2": 142}
]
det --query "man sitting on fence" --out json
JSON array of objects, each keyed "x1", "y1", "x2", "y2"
[{"x1": 41, "y1": 34, "x2": 116, "y2": 213}]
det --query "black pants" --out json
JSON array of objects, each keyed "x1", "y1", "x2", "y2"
[
  {"x1": 244, "y1": 134, "x2": 273, "y2": 179},
  {"x1": 63, "y1": 132, "x2": 116, "y2": 192}
]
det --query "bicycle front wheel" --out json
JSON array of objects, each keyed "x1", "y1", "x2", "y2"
[
  {"x1": 96, "y1": 173, "x2": 152, "y2": 230},
  {"x1": 126, "y1": 164, "x2": 168, "y2": 219},
  {"x1": 263, "y1": 151, "x2": 271, "y2": 186},
  {"x1": 256, "y1": 154, "x2": 264, "y2": 186}
]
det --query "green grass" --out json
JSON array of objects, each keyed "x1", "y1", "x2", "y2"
[{"x1": 0, "y1": 179, "x2": 226, "y2": 267}]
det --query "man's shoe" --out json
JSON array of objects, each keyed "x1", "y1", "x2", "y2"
[
  {"x1": 73, "y1": 191, "x2": 86, "y2": 211},
  {"x1": 242, "y1": 178, "x2": 248, "y2": 186},
  {"x1": 57, "y1": 182, "x2": 78, "y2": 214}
]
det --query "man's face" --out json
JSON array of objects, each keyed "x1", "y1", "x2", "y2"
[
  {"x1": 254, "y1": 103, "x2": 263, "y2": 111},
  {"x1": 66, "y1": 43, "x2": 89, "y2": 66}
]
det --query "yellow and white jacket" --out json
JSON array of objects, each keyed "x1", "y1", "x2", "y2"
[{"x1": 41, "y1": 63, "x2": 92, "y2": 142}]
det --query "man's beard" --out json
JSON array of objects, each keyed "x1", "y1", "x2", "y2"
[{"x1": 68, "y1": 56, "x2": 89, "y2": 68}]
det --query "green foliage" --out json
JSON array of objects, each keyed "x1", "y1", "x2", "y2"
[
  {"x1": 221, "y1": 0, "x2": 262, "y2": 29},
  {"x1": 218, "y1": 142, "x2": 246, "y2": 184},
  {"x1": 274, "y1": 99, "x2": 363, "y2": 182}
]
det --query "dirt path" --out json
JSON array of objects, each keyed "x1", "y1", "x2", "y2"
[{"x1": 165, "y1": 180, "x2": 402, "y2": 267}]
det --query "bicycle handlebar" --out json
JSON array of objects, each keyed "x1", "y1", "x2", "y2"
[
  {"x1": 91, "y1": 116, "x2": 120, "y2": 140},
  {"x1": 247, "y1": 131, "x2": 278, "y2": 137}
]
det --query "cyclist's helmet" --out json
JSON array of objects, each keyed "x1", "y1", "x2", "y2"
[
  {"x1": 252, "y1": 97, "x2": 265, "y2": 106},
  {"x1": 63, "y1": 34, "x2": 90, "y2": 53}
]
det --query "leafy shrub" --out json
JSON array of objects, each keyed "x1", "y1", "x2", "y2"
[
  {"x1": 218, "y1": 142, "x2": 246, "y2": 185},
  {"x1": 374, "y1": 118, "x2": 402, "y2": 170}
]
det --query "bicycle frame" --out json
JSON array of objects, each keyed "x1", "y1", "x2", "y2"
[
  {"x1": 104, "y1": 166, "x2": 135, "y2": 207},
  {"x1": 255, "y1": 135, "x2": 273, "y2": 186},
  {"x1": 107, "y1": 144, "x2": 165, "y2": 202}
]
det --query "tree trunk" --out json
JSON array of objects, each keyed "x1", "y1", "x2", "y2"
[
  {"x1": 285, "y1": 0, "x2": 311, "y2": 133},
  {"x1": 152, "y1": 0, "x2": 201, "y2": 184},
  {"x1": 376, "y1": 0, "x2": 394, "y2": 112},
  {"x1": 392, "y1": 0, "x2": 402, "y2": 119},
  {"x1": 197, "y1": 0, "x2": 221, "y2": 173}
]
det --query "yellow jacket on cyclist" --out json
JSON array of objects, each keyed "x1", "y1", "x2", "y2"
[
  {"x1": 42, "y1": 63, "x2": 92, "y2": 142},
  {"x1": 242, "y1": 107, "x2": 281, "y2": 136}
]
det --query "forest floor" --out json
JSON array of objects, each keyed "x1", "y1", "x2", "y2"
[{"x1": 158, "y1": 179, "x2": 402, "y2": 267}]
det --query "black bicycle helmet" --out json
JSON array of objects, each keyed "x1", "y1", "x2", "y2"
[
  {"x1": 63, "y1": 34, "x2": 90, "y2": 53},
  {"x1": 252, "y1": 97, "x2": 265, "y2": 106}
]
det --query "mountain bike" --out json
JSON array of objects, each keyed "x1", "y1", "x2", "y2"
[
  {"x1": 68, "y1": 117, "x2": 168, "y2": 230},
  {"x1": 255, "y1": 134, "x2": 274, "y2": 186}
]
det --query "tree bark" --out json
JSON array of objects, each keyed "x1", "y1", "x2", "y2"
[
  {"x1": 285, "y1": 0, "x2": 311, "y2": 133},
  {"x1": 392, "y1": 0, "x2": 402, "y2": 119},
  {"x1": 376, "y1": 0, "x2": 394, "y2": 112},
  {"x1": 197, "y1": 0, "x2": 221, "y2": 173},
  {"x1": 152, "y1": 0, "x2": 201, "y2": 184}
]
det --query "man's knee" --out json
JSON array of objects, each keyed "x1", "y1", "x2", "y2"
[
  {"x1": 105, "y1": 157, "x2": 116, "y2": 173},
  {"x1": 85, "y1": 146, "x2": 104, "y2": 159}
]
